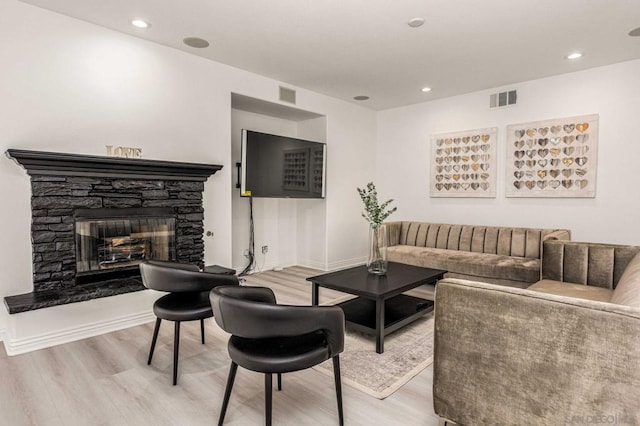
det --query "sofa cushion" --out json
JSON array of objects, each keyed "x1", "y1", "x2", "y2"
[
  {"x1": 528, "y1": 280, "x2": 613, "y2": 303},
  {"x1": 387, "y1": 245, "x2": 540, "y2": 283},
  {"x1": 443, "y1": 272, "x2": 531, "y2": 289},
  {"x1": 610, "y1": 253, "x2": 640, "y2": 308}
]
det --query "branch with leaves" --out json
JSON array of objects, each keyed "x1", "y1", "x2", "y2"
[{"x1": 357, "y1": 182, "x2": 397, "y2": 229}]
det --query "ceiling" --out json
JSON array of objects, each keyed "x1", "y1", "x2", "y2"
[{"x1": 19, "y1": 0, "x2": 640, "y2": 110}]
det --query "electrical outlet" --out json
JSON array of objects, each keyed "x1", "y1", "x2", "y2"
[{"x1": 261, "y1": 245, "x2": 269, "y2": 254}]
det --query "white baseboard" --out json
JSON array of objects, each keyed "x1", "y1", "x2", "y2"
[
  {"x1": 290, "y1": 256, "x2": 366, "y2": 272},
  {"x1": 235, "y1": 254, "x2": 368, "y2": 273},
  {"x1": 4, "y1": 311, "x2": 155, "y2": 356},
  {"x1": 296, "y1": 258, "x2": 328, "y2": 271},
  {"x1": 326, "y1": 256, "x2": 367, "y2": 271},
  {"x1": 2, "y1": 290, "x2": 159, "y2": 356},
  {"x1": 255, "y1": 260, "x2": 293, "y2": 273}
]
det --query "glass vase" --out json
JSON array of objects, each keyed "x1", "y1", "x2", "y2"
[{"x1": 367, "y1": 224, "x2": 388, "y2": 275}]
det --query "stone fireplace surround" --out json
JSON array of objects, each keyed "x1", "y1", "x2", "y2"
[{"x1": 4, "y1": 149, "x2": 222, "y2": 314}]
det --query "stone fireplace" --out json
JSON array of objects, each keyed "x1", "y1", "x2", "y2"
[{"x1": 5, "y1": 149, "x2": 222, "y2": 313}]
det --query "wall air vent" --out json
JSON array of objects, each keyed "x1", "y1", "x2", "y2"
[
  {"x1": 279, "y1": 86, "x2": 296, "y2": 104},
  {"x1": 490, "y1": 90, "x2": 517, "y2": 108}
]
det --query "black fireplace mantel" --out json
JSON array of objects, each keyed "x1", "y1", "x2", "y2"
[{"x1": 6, "y1": 149, "x2": 223, "y2": 181}]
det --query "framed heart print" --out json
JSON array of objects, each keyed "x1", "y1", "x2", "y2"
[
  {"x1": 430, "y1": 127, "x2": 498, "y2": 198},
  {"x1": 506, "y1": 114, "x2": 598, "y2": 198}
]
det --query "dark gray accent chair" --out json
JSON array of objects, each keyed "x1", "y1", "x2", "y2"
[
  {"x1": 209, "y1": 285, "x2": 345, "y2": 426},
  {"x1": 139, "y1": 260, "x2": 239, "y2": 385}
]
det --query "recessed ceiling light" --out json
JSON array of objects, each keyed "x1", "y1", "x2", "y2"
[
  {"x1": 131, "y1": 19, "x2": 150, "y2": 29},
  {"x1": 183, "y1": 37, "x2": 210, "y2": 48},
  {"x1": 629, "y1": 27, "x2": 640, "y2": 37},
  {"x1": 421, "y1": 87, "x2": 432, "y2": 93},
  {"x1": 353, "y1": 95, "x2": 370, "y2": 101},
  {"x1": 566, "y1": 52, "x2": 583, "y2": 60},
  {"x1": 408, "y1": 17, "x2": 425, "y2": 28}
]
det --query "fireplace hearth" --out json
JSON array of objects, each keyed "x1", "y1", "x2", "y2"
[{"x1": 4, "y1": 149, "x2": 222, "y2": 314}]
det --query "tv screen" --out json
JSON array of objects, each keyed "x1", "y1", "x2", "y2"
[{"x1": 241, "y1": 130, "x2": 326, "y2": 198}]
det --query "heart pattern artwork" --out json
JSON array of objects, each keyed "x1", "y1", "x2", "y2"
[
  {"x1": 431, "y1": 128, "x2": 497, "y2": 197},
  {"x1": 507, "y1": 114, "x2": 597, "y2": 197}
]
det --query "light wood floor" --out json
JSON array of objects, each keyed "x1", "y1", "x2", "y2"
[{"x1": 0, "y1": 266, "x2": 440, "y2": 425}]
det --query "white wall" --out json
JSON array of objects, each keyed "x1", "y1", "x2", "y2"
[
  {"x1": 324, "y1": 109, "x2": 379, "y2": 268},
  {"x1": 377, "y1": 59, "x2": 640, "y2": 245},
  {"x1": 230, "y1": 109, "x2": 330, "y2": 272},
  {"x1": 228, "y1": 99, "x2": 379, "y2": 272},
  {"x1": 0, "y1": 1, "x2": 377, "y2": 343},
  {"x1": 297, "y1": 117, "x2": 329, "y2": 269}
]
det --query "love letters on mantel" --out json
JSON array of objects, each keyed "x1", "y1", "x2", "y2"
[
  {"x1": 505, "y1": 114, "x2": 599, "y2": 198},
  {"x1": 430, "y1": 127, "x2": 498, "y2": 198}
]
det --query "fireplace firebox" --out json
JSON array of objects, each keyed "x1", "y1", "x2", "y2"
[{"x1": 75, "y1": 208, "x2": 176, "y2": 284}]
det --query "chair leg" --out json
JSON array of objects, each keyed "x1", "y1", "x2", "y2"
[
  {"x1": 172, "y1": 321, "x2": 180, "y2": 386},
  {"x1": 265, "y1": 373, "x2": 273, "y2": 426},
  {"x1": 277, "y1": 373, "x2": 282, "y2": 391},
  {"x1": 333, "y1": 356, "x2": 344, "y2": 426},
  {"x1": 218, "y1": 362, "x2": 238, "y2": 426},
  {"x1": 200, "y1": 318, "x2": 206, "y2": 344},
  {"x1": 147, "y1": 318, "x2": 161, "y2": 365}
]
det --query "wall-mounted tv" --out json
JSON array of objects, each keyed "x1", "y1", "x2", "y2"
[{"x1": 240, "y1": 130, "x2": 326, "y2": 198}]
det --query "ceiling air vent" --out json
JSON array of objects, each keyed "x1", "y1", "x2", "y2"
[
  {"x1": 279, "y1": 86, "x2": 296, "y2": 104},
  {"x1": 490, "y1": 90, "x2": 517, "y2": 108}
]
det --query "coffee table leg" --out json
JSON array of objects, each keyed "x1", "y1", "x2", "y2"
[
  {"x1": 376, "y1": 299, "x2": 384, "y2": 354},
  {"x1": 312, "y1": 282, "x2": 319, "y2": 306}
]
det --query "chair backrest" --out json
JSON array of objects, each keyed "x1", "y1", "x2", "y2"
[
  {"x1": 144, "y1": 259, "x2": 200, "y2": 272},
  {"x1": 140, "y1": 260, "x2": 239, "y2": 293},
  {"x1": 210, "y1": 286, "x2": 277, "y2": 336},
  {"x1": 210, "y1": 285, "x2": 345, "y2": 355}
]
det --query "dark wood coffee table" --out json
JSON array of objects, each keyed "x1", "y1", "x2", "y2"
[{"x1": 307, "y1": 262, "x2": 445, "y2": 354}]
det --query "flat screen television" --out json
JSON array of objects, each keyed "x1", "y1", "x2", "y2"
[{"x1": 240, "y1": 130, "x2": 326, "y2": 198}]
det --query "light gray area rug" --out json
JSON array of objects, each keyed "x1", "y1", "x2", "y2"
[{"x1": 314, "y1": 308, "x2": 435, "y2": 400}]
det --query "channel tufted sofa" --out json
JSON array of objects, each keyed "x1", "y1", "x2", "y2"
[
  {"x1": 528, "y1": 239, "x2": 640, "y2": 302},
  {"x1": 433, "y1": 240, "x2": 640, "y2": 425},
  {"x1": 385, "y1": 221, "x2": 571, "y2": 288}
]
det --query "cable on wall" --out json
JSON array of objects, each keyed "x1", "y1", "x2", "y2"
[{"x1": 238, "y1": 195, "x2": 255, "y2": 277}]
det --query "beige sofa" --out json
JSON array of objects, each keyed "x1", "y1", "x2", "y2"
[
  {"x1": 385, "y1": 221, "x2": 570, "y2": 288},
  {"x1": 433, "y1": 240, "x2": 640, "y2": 425},
  {"x1": 528, "y1": 240, "x2": 640, "y2": 302}
]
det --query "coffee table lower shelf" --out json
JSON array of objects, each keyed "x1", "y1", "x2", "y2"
[{"x1": 336, "y1": 294, "x2": 434, "y2": 338}]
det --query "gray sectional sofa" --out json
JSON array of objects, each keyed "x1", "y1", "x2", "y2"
[
  {"x1": 385, "y1": 221, "x2": 570, "y2": 288},
  {"x1": 433, "y1": 240, "x2": 640, "y2": 425}
]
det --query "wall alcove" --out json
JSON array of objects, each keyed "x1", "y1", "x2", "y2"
[{"x1": 230, "y1": 94, "x2": 328, "y2": 272}]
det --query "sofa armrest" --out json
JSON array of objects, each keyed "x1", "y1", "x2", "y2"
[
  {"x1": 433, "y1": 278, "x2": 640, "y2": 426},
  {"x1": 384, "y1": 221, "x2": 402, "y2": 246},
  {"x1": 542, "y1": 229, "x2": 571, "y2": 241}
]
